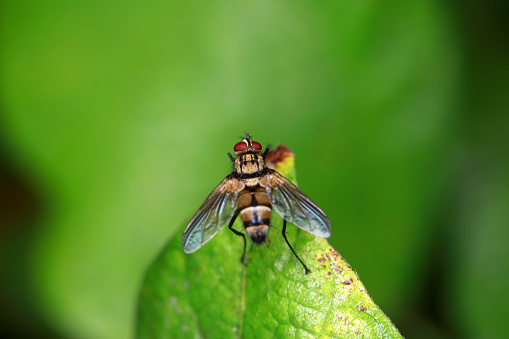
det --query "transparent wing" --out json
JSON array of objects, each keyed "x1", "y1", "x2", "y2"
[
  {"x1": 261, "y1": 170, "x2": 331, "y2": 238},
  {"x1": 182, "y1": 175, "x2": 244, "y2": 253}
]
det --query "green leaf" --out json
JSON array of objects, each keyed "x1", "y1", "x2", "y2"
[{"x1": 137, "y1": 152, "x2": 402, "y2": 338}]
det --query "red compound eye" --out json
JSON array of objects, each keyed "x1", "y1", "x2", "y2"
[
  {"x1": 234, "y1": 141, "x2": 248, "y2": 152},
  {"x1": 252, "y1": 141, "x2": 262, "y2": 150}
]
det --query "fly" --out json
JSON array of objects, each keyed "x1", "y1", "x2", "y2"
[{"x1": 181, "y1": 134, "x2": 331, "y2": 274}]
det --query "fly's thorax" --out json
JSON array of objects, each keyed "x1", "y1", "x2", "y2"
[
  {"x1": 235, "y1": 152, "x2": 265, "y2": 178},
  {"x1": 242, "y1": 177, "x2": 260, "y2": 187}
]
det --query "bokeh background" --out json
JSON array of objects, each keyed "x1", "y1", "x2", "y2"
[{"x1": 1, "y1": 1, "x2": 508, "y2": 338}]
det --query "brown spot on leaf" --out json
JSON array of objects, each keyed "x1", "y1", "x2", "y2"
[
  {"x1": 335, "y1": 314, "x2": 350, "y2": 325},
  {"x1": 266, "y1": 144, "x2": 294, "y2": 169},
  {"x1": 328, "y1": 248, "x2": 341, "y2": 260},
  {"x1": 342, "y1": 281, "x2": 351, "y2": 285},
  {"x1": 357, "y1": 305, "x2": 367, "y2": 312}
]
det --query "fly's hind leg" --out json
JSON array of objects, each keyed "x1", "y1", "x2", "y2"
[
  {"x1": 282, "y1": 219, "x2": 311, "y2": 274},
  {"x1": 227, "y1": 210, "x2": 247, "y2": 265},
  {"x1": 272, "y1": 198, "x2": 311, "y2": 274}
]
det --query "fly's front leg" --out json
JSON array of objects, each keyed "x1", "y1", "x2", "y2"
[
  {"x1": 227, "y1": 210, "x2": 247, "y2": 265},
  {"x1": 227, "y1": 152, "x2": 235, "y2": 166},
  {"x1": 262, "y1": 145, "x2": 271, "y2": 162}
]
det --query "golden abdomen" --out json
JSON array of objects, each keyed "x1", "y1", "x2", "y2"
[
  {"x1": 237, "y1": 188, "x2": 272, "y2": 244},
  {"x1": 240, "y1": 206, "x2": 271, "y2": 226}
]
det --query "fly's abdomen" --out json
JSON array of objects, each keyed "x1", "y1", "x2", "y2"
[{"x1": 238, "y1": 187, "x2": 271, "y2": 244}]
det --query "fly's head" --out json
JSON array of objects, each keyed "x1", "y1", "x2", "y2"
[
  {"x1": 233, "y1": 136, "x2": 265, "y2": 177},
  {"x1": 233, "y1": 136, "x2": 263, "y2": 156}
]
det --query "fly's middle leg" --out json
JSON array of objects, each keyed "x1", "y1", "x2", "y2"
[{"x1": 227, "y1": 210, "x2": 247, "y2": 265}]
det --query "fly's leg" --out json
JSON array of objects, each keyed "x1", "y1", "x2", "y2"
[
  {"x1": 227, "y1": 210, "x2": 247, "y2": 265},
  {"x1": 262, "y1": 145, "x2": 271, "y2": 162},
  {"x1": 227, "y1": 152, "x2": 235, "y2": 166},
  {"x1": 282, "y1": 219, "x2": 311, "y2": 274},
  {"x1": 270, "y1": 198, "x2": 311, "y2": 274},
  {"x1": 271, "y1": 198, "x2": 312, "y2": 274}
]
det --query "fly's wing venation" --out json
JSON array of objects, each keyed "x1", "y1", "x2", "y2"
[
  {"x1": 182, "y1": 175, "x2": 243, "y2": 253},
  {"x1": 262, "y1": 170, "x2": 331, "y2": 238}
]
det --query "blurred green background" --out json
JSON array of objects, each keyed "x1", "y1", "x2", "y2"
[{"x1": 1, "y1": 0, "x2": 508, "y2": 338}]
